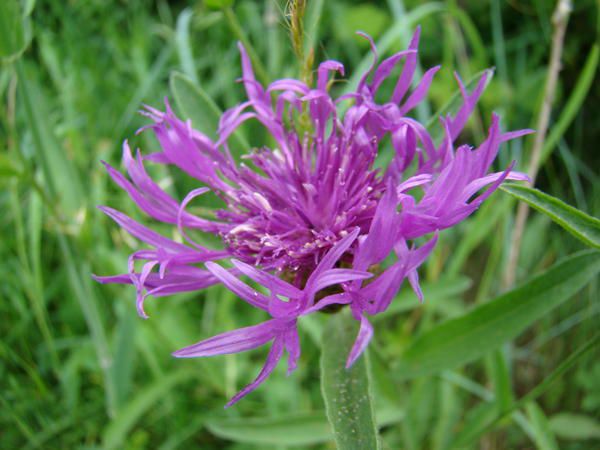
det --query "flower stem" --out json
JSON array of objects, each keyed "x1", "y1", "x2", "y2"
[{"x1": 320, "y1": 309, "x2": 380, "y2": 450}]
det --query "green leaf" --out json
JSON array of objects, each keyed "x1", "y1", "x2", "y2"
[
  {"x1": 16, "y1": 62, "x2": 84, "y2": 216},
  {"x1": 525, "y1": 402, "x2": 559, "y2": 450},
  {"x1": 175, "y1": 8, "x2": 198, "y2": 84},
  {"x1": 205, "y1": 405, "x2": 403, "y2": 447},
  {"x1": 451, "y1": 334, "x2": 600, "y2": 448},
  {"x1": 206, "y1": 413, "x2": 332, "y2": 446},
  {"x1": 205, "y1": 0, "x2": 234, "y2": 9},
  {"x1": 0, "y1": 0, "x2": 27, "y2": 61},
  {"x1": 549, "y1": 413, "x2": 600, "y2": 440},
  {"x1": 170, "y1": 71, "x2": 250, "y2": 152},
  {"x1": 396, "y1": 251, "x2": 600, "y2": 378},
  {"x1": 110, "y1": 305, "x2": 137, "y2": 413},
  {"x1": 103, "y1": 369, "x2": 194, "y2": 450},
  {"x1": 0, "y1": 154, "x2": 21, "y2": 178},
  {"x1": 321, "y1": 309, "x2": 380, "y2": 450},
  {"x1": 169, "y1": 71, "x2": 221, "y2": 139},
  {"x1": 501, "y1": 184, "x2": 600, "y2": 249}
]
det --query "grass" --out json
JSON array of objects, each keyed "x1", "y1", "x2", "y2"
[{"x1": 1, "y1": 0, "x2": 599, "y2": 449}]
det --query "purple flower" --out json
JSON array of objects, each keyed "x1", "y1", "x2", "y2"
[{"x1": 95, "y1": 28, "x2": 532, "y2": 406}]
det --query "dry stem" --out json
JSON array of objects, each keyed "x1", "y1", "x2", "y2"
[{"x1": 502, "y1": 0, "x2": 572, "y2": 289}]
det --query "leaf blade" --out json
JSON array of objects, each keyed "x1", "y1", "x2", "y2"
[
  {"x1": 502, "y1": 184, "x2": 600, "y2": 249},
  {"x1": 206, "y1": 413, "x2": 332, "y2": 446},
  {"x1": 397, "y1": 251, "x2": 600, "y2": 378}
]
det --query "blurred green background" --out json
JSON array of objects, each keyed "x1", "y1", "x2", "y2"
[{"x1": 1, "y1": 0, "x2": 599, "y2": 449}]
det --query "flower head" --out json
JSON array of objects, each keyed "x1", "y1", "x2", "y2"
[{"x1": 95, "y1": 28, "x2": 532, "y2": 406}]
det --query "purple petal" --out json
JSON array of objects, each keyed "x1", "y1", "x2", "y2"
[
  {"x1": 317, "y1": 60, "x2": 345, "y2": 92},
  {"x1": 353, "y1": 178, "x2": 399, "y2": 271},
  {"x1": 284, "y1": 326, "x2": 300, "y2": 374},
  {"x1": 205, "y1": 261, "x2": 269, "y2": 310},
  {"x1": 391, "y1": 27, "x2": 421, "y2": 103},
  {"x1": 231, "y1": 259, "x2": 302, "y2": 298},
  {"x1": 312, "y1": 268, "x2": 372, "y2": 293},
  {"x1": 399, "y1": 65, "x2": 440, "y2": 115},
  {"x1": 346, "y1": 314, "x2": 373, "y2": 368},
  {"x1": 225, "y1": 338, "x2": 285, "y2": 407},
  {"x1": 305, "y1": 227, "x2": 360, "y2": 294},
  {"x1": 99, "y1": 206, "x2": 188, "y2": 252},
  {"x1": 302, "y1": 292, "x2": 352, "y2": 315},
  {"x1": 173, "y1": 319, "x2": 279, "y2": 358}
]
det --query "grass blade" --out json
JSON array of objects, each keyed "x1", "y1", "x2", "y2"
[
  {"x1": 540, "y1": 44, "x2": 599, "y2": 165},
  {"x1": 525, "y1": 402, "x2": 560, "y2": 450},
  {"x1": 103, "y1": 369, "x2": 194, "y2": 450},
  {"x1": 451, "y1": 333, "x2": 600, "y2": 448}
]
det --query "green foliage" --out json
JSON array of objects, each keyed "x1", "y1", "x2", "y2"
[
  {"x1": 397, "y1": 251, "x2": 600, "y2": 378},
  {"x1": 502, "y1": 184, "x2": 600, "y2": 249},
  {"x1": 549, "y1": 413, "x2": 600, "y2": 440},
  {"x1": 206, "y1": 413, "x2": 333, "y2": 446},
  {"x1": 0, "y1": 0, "x2": 28, "y2": 61},
  {"x1": 2, "y1": 0, "x2": 599, "y2": 449}
]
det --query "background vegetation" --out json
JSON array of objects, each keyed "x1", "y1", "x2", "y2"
[{"x1": 1, "y1": 0, "x2": 599, "y2": 449}]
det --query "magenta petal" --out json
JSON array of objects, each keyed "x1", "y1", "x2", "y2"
[
  {"x1": 317, "y1": 60, "x2": 345, "y2": 91},
  {"x1": 98, "y1": 206, "x2": 188, "y2": 252},
  {"x1": 96, "y1": 27, "x2": 534, "y2": 406},
  {"x1": 312, "y1": 269, "x2": 372, "y2": 294},
  {"x1": 309, "y1": 228, "x2": 360, "y2": 279},
  {"x1": 302, "y1": 293, "x2": 352, "y2": 315},
  {"x1": 231, "y1": 259, "x2": 302, "y2": 298},
  {"x1": 284, "y1": 327, "x2": 301, "y2": 375},
  {"x1": 204, "y1": 262, "x2": 269, "y2": 310},
  {"x1": 225, "y1": 338, "x2": 285, "y2": 408},
  {"x1": 391, "y1": 26, "x2": 421, "y2": 103},
  {"x1": 172, "y1": 319, "x2": 278, "y2": 358},
  {"x1": 346, "y1": 314, "x2": 373, "y2": 368},
  {"x1": 353, "y1": 178, "x2": 398, "y2": 271},
  {"x1": 399, "y1": 65, "x2": 441, "y2": 115}
]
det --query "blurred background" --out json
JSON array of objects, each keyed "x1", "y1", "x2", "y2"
[{"x1": 1, "y1": 0, "x2": 599, "y2": 449}]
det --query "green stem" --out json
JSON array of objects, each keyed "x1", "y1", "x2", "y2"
[{"x1": 320, "y1": 309, "x2": 380, "y2": 450}]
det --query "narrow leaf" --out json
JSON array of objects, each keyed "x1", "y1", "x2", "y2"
[
  {"x1": 502, "y1": 184, "x2": 600, "y2": 249},
  {"x1": 16, "y1": 63, "x2": 84, "y2": 215},
  {"x1": 169, "y1": 71, "x2": 221, "y2": 138},
  {"x1": 0, "y1": 0, "x2": 26, "y2": 61},
  {"x1": 525, "y1": 402, "x2": 560, "y2": 450},
  {"x1": 205, "y1": 405, "x2": 404, "y2": 446},
  {"x1": 175, "y1": 8, "x2": 198, "y2": 84},
  {"x1": 397, "y1": 251, "x2": 600, "y2": 378},
  {"x1": 549, "y1": 413, "x2": 600, "y2": 440},
  {"x1": 206, "y1": 413, "x2": 332, "y2": 446},
  {"x1": 103, "y1": 369, "x2": 194, "y2": 450},
  {"x1": 321, "y1": 309, "x2": 380, "y2": 450}
]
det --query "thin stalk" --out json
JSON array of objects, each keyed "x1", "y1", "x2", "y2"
[{"x1": 503, "y1": 0, "x2": 572, "y2": 289}]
